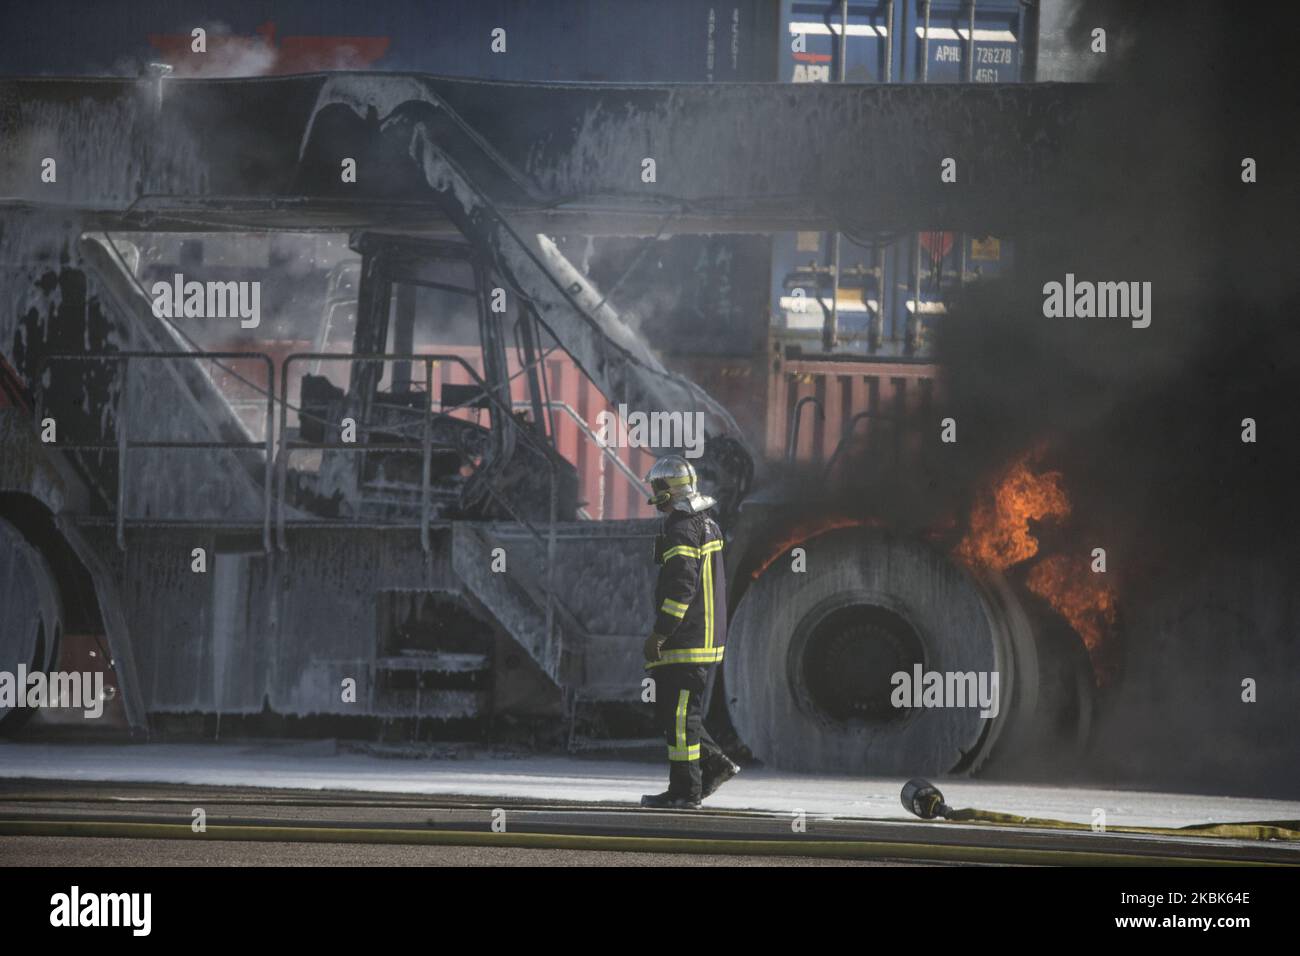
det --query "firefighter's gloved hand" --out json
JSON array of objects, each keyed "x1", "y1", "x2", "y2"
[{"x1": 643, "y1": 633, "x2": 667, "y2": 663}]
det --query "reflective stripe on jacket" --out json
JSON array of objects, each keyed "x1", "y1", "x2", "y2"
[{"x1": 649, "y1": 510, "x2": 727, "y2": 669}]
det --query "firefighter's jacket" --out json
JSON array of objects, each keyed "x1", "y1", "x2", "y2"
[{"x1": 648, "y1": 509, "x2": 727, "y2": 668}]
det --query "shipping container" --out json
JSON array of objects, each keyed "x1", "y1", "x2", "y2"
[
  {"x1": 776, "y1": 1, "x2": 1030, "y2": 90},
  {"x1": 0, "y1": 0, "x2": 778, "y2": 82},
  {"x1": 766, "y1": 351, "x2": 938, "y2": 474},
  {"x1": 771, "y1": 0, "x2": 1026, "y2": 368}
]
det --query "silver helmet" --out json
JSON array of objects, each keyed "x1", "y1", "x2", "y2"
[{"x1": 645, "y1": 455, "x2": 716, "y2": 514}]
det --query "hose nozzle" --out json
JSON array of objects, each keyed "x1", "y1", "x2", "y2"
[{"x1": 901, "y1": 778, "x2": 952, "y2": 820}]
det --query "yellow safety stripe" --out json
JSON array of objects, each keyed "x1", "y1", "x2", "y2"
[
  {"x1": 702, "y1": 549, "x2": 714, "y2": 650},
  {"x1": 663, "y1": 475, "x2": 694, "y2": 486},
  {"x1": 660, "y1": 598, "x2": 688, "y2": 618},
  {"x1": 646, "y1": 647, "x2": 725, "y2": 668},
  {"x1": 667, "y1": 745, "x2": 701, "y2": 762},
  {"x1": 673, "y1": 689, "x2": 690, "y2": 760},
  {"x1": 661, "y1": 539, "x2": 723, "y2": 562}
]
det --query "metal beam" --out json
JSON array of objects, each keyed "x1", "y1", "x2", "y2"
[{"x1": 0, "y1": 74, "x2": 1099, "y2": 237}]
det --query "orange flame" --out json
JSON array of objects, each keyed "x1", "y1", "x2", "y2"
[
  {"x1": 955, "y1": 449, "x2": 1117, "y2": 681},
  {"x1": 955, "y1": 450, "x2": 1070, "y2": 571},
  {"x1": 1026, "y1": 554, "x2": 1117, "y2": 667}
]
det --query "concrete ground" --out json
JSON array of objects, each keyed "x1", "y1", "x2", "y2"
[
  {"x1": 2, "y1": 740, "x2": 1298, "y2": 828},
  {"x1": 0, "y1": 835, "x2": 899, "y2": 866},
  {"x1": 2, "y1": 741, "x2": 1298, "y2": 866}
]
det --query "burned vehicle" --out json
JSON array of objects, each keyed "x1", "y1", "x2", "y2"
[{"x1": 0, "y1": 72, "x2": 1137, "y2": 775}]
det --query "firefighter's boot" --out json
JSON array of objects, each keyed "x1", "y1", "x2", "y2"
[
  {"x1": 701, "y1": 753, "x2": 740, "y2": 799},
  {"x1": 640, "y1": 790, "x2": 701, "y2": 810}
]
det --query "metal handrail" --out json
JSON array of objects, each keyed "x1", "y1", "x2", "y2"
[
  {"x1": 787, "y1": 395, "x2": 825, "y2": 462},
  {"x1": 513, "y1": 399, "x2": 650, "y2": 501},
  {"x1": 34, "y1": 351, "x2": 275, "y2": 552},
  {"x1": 821, "y1": 409, "x2": 901, "y2": 481},
  {"x1": 277, "y1": 352, "x2": 561, "y2": 674}
]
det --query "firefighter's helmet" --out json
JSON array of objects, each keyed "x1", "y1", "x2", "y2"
[{"x1": 645, "y1": 455, "x2": 716, "y2": 514}]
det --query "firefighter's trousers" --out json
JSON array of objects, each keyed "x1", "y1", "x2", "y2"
[{"x1": 651, "y1": 663, "x2": 723, "y2": 801}]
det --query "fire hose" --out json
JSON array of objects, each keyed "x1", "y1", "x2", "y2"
[{"x1": 900, "y1": 779, "x2": 1300, "y2": 842}]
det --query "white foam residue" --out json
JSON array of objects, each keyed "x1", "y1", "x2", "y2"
[{"x1": 296, "y1": 74, "x2": 436, "y2": 163}]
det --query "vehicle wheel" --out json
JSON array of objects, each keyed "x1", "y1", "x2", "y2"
[
  {"x1": 726, "y1": 527, "x2": 1049, "y2": 776},
  {"x1": 0, "y1": 516, "x2": 62, "y2": 732}
]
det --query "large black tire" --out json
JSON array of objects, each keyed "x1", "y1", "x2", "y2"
[
  {"x1": 0, "y1": 516, "x2": 62, "y2": 732},
  {"x1": 725, "y1": 527, "x2": 1049, "y2": 776}
]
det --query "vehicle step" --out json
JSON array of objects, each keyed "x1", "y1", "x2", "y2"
[
  {"x1": 374, "y1": 652, "x2": 489, "y2": 674},
  {"x1": 369, "y1": 689, "x2": 487, "y2": 719}
]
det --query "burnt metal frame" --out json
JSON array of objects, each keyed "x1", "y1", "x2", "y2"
[
  {"x1": 29, "y1": 239, "x2": 642, "y2": 666},
  {"x1": 34, "y1": 347, "x2": 564, "y2": 667},
  {"x1": 346, "y1": 234, "x2": 523, "y2": 503},
  {"x1": 35, "y1": 351, "x2": 276, "y2": 553},
  {"x1": 277, "y1": 352, "x2": 555, "y2": 545},
  {"x1": 276, "y1": 350, "x2": 559, "y2": 658}
]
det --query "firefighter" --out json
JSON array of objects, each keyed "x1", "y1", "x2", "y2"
[{"x1": 640, "y1": 455, "x2": 741, "y2": 809}]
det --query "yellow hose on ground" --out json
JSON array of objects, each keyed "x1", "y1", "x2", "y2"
[{"x1": 943, "y1": 808, "x2": 1300, "y2": 842}]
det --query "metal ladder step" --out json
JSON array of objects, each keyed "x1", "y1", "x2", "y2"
[{"x1": 374, "y1": 651, "x2": 490, "y2": 674}]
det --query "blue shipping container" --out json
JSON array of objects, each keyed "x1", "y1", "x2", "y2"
[
  {"x1": 0, "y1": 0, "x2": 777, "y2": 82},
  {"x1": 771, "y1": 0, "x2": 1028, "y2": 358}
]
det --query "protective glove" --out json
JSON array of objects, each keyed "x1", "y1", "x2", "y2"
[{"x1": 643, "y1": 633, "x2": 667, "y2": 663}]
